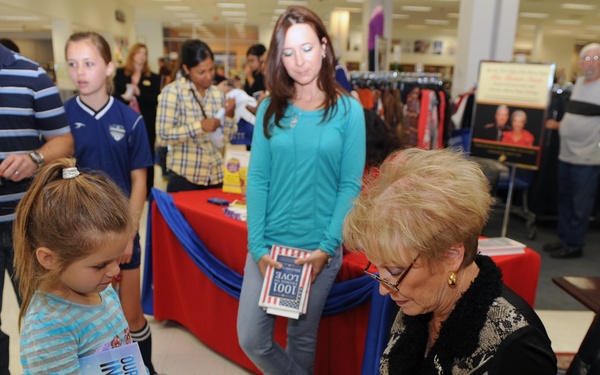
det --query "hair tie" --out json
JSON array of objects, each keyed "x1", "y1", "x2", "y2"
[{"x1": 62, "y1": 167, "x2": 80, "y2": 179}]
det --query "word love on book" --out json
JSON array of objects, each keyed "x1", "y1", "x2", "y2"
[{"x1": 259, "y1": 245, "x2": 313, "y2": 319}]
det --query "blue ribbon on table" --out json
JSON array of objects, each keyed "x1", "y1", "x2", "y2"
[{"x1": 141, "y1": 188, "x2": 393, "y2": 375}]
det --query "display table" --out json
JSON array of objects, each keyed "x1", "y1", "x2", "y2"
[{"x1": 142, "y1": 188, "x2": 541, "y2": 375}]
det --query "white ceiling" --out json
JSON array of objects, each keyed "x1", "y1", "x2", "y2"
[{"x1": 0, "y1": 0, "x2": 598, "y2": 45}]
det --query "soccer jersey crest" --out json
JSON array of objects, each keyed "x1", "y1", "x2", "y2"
[{"x1": 109, "y1": 124, "x2": 126, "y2": 141}]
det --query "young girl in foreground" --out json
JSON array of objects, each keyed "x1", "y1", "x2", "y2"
[
  {"x1": 63, "y1": 32, "x2": 156, "y2": 373},
  {"x1": 15, "y1": 158, "x2": 135, "y2": 374}
]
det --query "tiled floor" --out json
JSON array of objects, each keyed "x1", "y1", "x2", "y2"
[{"x1": 2, "y1": 170, "x2": 596, "y2": 374}]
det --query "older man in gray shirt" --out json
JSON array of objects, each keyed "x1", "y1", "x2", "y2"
[{"x1": 544, "y1": 42, "x2": 600, "y2": 259}]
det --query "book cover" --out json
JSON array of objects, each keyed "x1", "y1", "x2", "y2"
[
  {"x1": 478, "y1": 237, "x2": 526, "y2": 256},
  {"x1": 259, "y1": 245, "x2": 313, "y2": 319},
  {"x1": 222, "y1": 147, "x2": 249, "y2": 194},
  {"x1": 79, "y1": 342, "x2": 146, "y2": 375}
]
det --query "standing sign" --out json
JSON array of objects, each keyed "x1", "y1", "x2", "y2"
[{"x1": 470, "y1": 61, "x2": 555, "y2": 169}]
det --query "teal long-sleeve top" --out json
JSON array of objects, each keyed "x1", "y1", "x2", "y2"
[{"x1": 247, "y1": 94, "x2": 366, "y2": 262}]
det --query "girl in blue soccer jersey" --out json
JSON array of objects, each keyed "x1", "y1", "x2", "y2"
[
  {"x1": 63, "y1": 31, "x2": 157, "y2": 374},
  {"x1": 14, "y1": 158, "x2": 144, "y2": 374}
]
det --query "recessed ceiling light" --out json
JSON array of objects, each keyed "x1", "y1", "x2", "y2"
[
  {"x1": 406, "y1": 24, "x2": 428, "y2": 30},
  {"x1": 401, "y1": 6, "x2": 432, "y2": 12},
  {"x1": 425, "y1": 19, "x2": 450, "y2": 25},
  {"x1": 561, "y1": 3, "x2": 596, "y2": 10},
  {"x1": 216, "y1": 2, "x2": 246, "y2": 9},
  {"x1": 163, "y1": 5, "x2": 191, "y2": 11},
  {"x1": 221, "y1": 11, "x2": 247, "y2": 17},
  {"x1": 519, "y1": 12, "x2": 548, "y2": 18},
  {"x1": 277, "y1": 0, "x2": 308, "y2": 5},
  {"x1": 555, "y1": 19, "x2": 582, "y2": 25},
  {"x1": 346, "y1": 0, "x2": 363, "y2": 3},
  {"x1": 0, "y1": 15, "x2": 41, "y2": 21}
]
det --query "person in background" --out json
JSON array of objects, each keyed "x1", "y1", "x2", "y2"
[
  {"x1": 243, "y1": 43, "x2": 267, "y2": 99},
  {"x1": 343, "y1": 148, "x2": 557, "y2": 375},
  {"x1": 113, "y1": 43, "x2": 161, "y2": 197},
  {"x1": 14, "y1": 159, "x2": 143, "y2": 374},
  {"x1": 63, "y1": 31, "x2": 156, "y2": 374},
  {"x1": 501, "y1": 110, "x2": 534, "y2": 146},
  {"x1": 158, "y1": 56, "x2": 173, "y2": 89},
  {"x1": 0, "y1": 39, "x2": 19, "y2": 53},
  {"x1": 363, "y1": 108, "x2": 402, "y2": 174},
  {"x1": 0, "y1": 43, "x2": 74, "y2": 375},
  {"x1": 237, "y1": 6, "x2": 366, "y2": 374},
  {"x1": 473, "y1": 104, "x2": 511, "y2": 141},
  {"x1": 544, "y1": 43, "x2": 600, "y2": 259},
  {"x1": 156, "y1": 39, "x2": 236, "y2": 192}
]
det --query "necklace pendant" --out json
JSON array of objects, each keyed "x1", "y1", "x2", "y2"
[{"x1": 290, "y1": 115, "x2": 298, "y2": 128}]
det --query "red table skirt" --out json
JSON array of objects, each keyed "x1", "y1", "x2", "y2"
[{"x1": 151, "y1": 189, "x2": 541, "y2": 374}]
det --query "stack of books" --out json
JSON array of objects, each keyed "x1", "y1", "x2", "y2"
[
  {"x1": 259, "y1": 245, "x2": 313, "y2": 319},
  {"x1": 477, "y1": 237, "x2": 526, "y2": 256},
  {"x1": 223, "y1": 199, "x2": 247, "y2": 221}
]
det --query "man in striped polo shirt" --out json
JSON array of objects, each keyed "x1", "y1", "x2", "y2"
[{"x1": 0, "y1": 42, "x2": 73, "y2": 375}]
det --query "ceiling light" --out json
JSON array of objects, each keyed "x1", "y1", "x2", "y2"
[
  {"x1": 152, "y1": 0, "x2": 181, "y2": 2},
  {"x1": 561, "y1": 3, "x2": 596, "y2": 10},
  {"x1": 401, "y1": 6, "x2": 432, "y2": 12},
  {"x1": 216, "y1": 3, "x2": 246, "y2": 8},
  {"x1": 0, "y1": 15, "x2": 41, "y2": 21},
  {"x1": 174, "y1": 13, "x2": 198, "y2": 18},
  {"x1": 425, "y1": 19, "x2": 449, "y2": 25},
  {"x1": 555, "y1": 19, "x2": 582, "y2": 25},
  {"x1": 346, "y1": 0, "x2": 363, "y2": 3},
  {"x1": 277, "y1": 1, "x2": 308, "y2": 5},
  {"x1": 333, "y1": 7, "x2": 362, "y2": 12},
  {"x1": 163, "y1": 5, "x2": 191, "y2": 11},
  {"x1": 585, "y1": 25, "x2": 600, "y2": 30},
  {"x1": 392, "y1": 14, "x2": 409, "y2": 19},
  {"x1": 406, "y1": 25, "x2": 428, "y2": 30},
  {"x1": 274, "y1": 9, "x2": 286, "y2": 14},
  {"x1": 221, "y1": 11, "x2": 247, "y2": 16},
  {"x1": 519, "y1": 12, "x2": 548, "y2": 18}
]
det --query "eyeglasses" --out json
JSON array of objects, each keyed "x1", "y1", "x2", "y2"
[
  {"x1": 364, "y1": 254, "x2": 420, "y2": 291},
  {"x1": 583, "y1": 55, "x2": 599, "y2": 62}
]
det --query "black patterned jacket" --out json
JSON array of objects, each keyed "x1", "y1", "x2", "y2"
[{"x1": 380, "y1": 255, "x2": 557, "y2": 375}]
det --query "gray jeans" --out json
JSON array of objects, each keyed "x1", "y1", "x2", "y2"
[{"x1": 237, "y1": 247, "x2": 342, "y2": 375}]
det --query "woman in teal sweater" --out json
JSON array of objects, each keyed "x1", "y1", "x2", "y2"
[{"x1": 237, "y1": 6, "x2": 366, "y2": 375}]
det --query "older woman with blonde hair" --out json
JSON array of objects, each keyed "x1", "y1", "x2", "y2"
[{"x1": 343, "y1": 148, "x2": 557, "y2": 374}]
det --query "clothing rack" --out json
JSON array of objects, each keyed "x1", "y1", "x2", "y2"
[{"x1": 350, "y1": 71, "x2": 443, "y2": 88}]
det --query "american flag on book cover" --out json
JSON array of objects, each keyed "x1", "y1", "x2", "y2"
[{"x1": 259, "y1": 245, "x2": 313, "y2": 316}]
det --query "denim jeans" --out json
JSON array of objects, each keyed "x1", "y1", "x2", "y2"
[
  {"x1": 557, "y1": 161, "x2": 600, "y2": 251},
  {"x1": 0, "y1": 224, "x2": 19, "y2": 375},
  {"x1": 237, "y1": 247, "x2": 342, "y2": 375}
]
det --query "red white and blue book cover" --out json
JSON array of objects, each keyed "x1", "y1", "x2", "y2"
[
  {"x1": 259, "y1": 245, "x2": 313, "y2": 319},
  {"x1": 79, "y1": 342, "x2": 147, "y2": 375}
]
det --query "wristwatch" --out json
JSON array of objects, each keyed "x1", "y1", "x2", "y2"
[{"x1": 28, "y1": 151, "x2": 44, "y2": 167}]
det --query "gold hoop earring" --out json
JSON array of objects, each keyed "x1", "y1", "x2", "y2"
[{"x1": 448, "y1": 271, "x2": 458, "y2": 288}]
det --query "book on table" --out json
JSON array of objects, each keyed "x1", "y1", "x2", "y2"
[
  {"x1": 478, "y1": 237, "x2": 526, "y2": 256},
  {"x1": 79, "y1": 342, "x2": 146, "y2": 375},
  {"x1": 259, "y1": 244, "x2": 313, "y2": 319}
]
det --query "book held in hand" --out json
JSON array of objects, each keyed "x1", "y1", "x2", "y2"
[
  {"x1": 79, "y1": 342, "x2": 146, "y2": 375},
  {"x1": 478, "y1": 237, "x2": 526, "y2": 256},
  {"x1": 259, "y1": 245, "x2": 313, "y2": 319}
]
